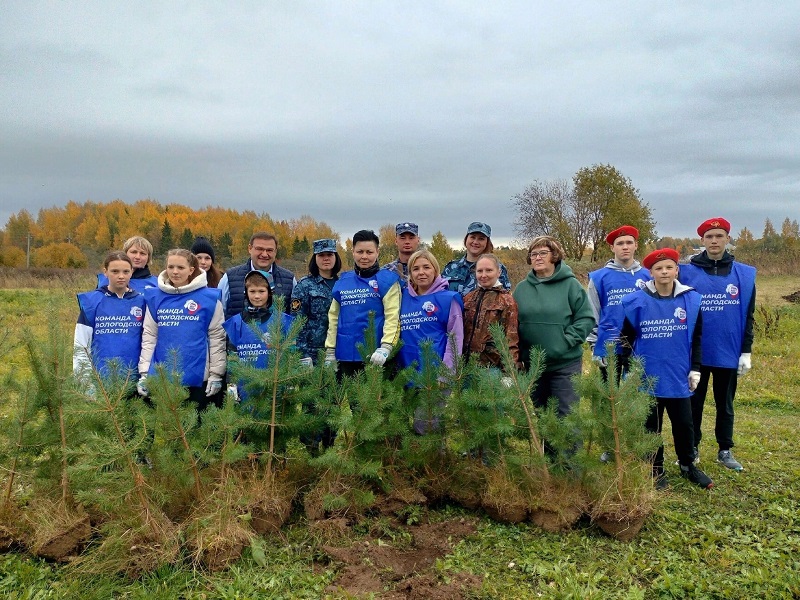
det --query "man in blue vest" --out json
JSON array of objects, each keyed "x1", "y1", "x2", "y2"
[
  {"x1": 588, "y1": 225, "x2": 650, "y2": 381},
  {"x1": 680, "y1": 217, "x2": 755, "y2": 472},
  {"x1": 218, "y1": 232, "x2": 297, "y2": 318},
  {"x1": 382, "y1": 222, "x2": 420, "y2": 287}
]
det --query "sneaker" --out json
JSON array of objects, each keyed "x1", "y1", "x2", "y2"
[
  {"x1": 674, "y1": 446, "x2": 700, "y2": 466},
  {"x1": 600, "y1": 451, "x2": 612, "y2": 463},
  {"x1": 717, "y1": 449, "x2": 744, "y2": 471},
  {"x1": 680, "y1": 464, "x2": 714, "y2": 489}
]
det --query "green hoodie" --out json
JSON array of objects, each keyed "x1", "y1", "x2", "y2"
[{"x1": 513, "y1": 261, "x2": 595, "y2": 371}]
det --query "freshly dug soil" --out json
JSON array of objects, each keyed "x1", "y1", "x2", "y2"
[
  {"x1": 33, "y1": 514, "x2": 91, "y2": 562},
  {"x1": 594, "y1": 513, "x2": 648, "y2": 541},
  {"x1": 0, "y1": 524, "x2": 17, "y2": 551},
  {"x1": 201, "y1": 539, "x2": 245, "y2": 572},
  {"x1": 782, "y1": 290, "x2": 800, "y2": 303},
  {"x1": 483, "y1": 502, "x2": 528, "y2": 524},
  {"x1": 322, "y1": 518, "x2": 480, "y2": 598},
  {"x1": 529, "y1": 505, "x2": 583, "y2": 533},
  {"x1": 250, "y1": 497, "x2": 291, "y2": 536}
]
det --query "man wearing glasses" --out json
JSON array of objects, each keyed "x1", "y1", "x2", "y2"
[{"x1": 219, "y1": 232, "x2": 297, "y2": 318}]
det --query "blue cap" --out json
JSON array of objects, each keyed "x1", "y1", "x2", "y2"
[
  {"x1": 313, "y1": 238, "x2": 337, "y2": 254},
  {"x1": 466, "y1": 222, "x2": 492, "y2": 237},
  {"x1": 395, "y1": 222, "x2": 419, "y2": 236}
]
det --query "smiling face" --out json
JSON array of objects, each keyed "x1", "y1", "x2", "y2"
[
  {"x1": 410, "y1": 257, "x2": 436, "y2": 294},
  {"x1": 475, "y1": 257, "x2": 500, "y2": 289},
  {"x1": 126, "y1": 244, "x2": 150, "y2": 269},
  {"x1": 353, "y1": 240, "x2": 378, "y2": 270},
  {"x1": 105, "y1": 259, "x2": 133, "y2": 294},
  {"x1": 465, "y1": 233, "x2": 488, "y2": 260},
  {"x1": 195, "y1": 252, "x2": 213, "y2": 272},
  {"x1": 248, "y1": 237, "x2": 277, "y2": 270},
  {"x1": 246, "y1": 282, "x2": 271, "y2": 308},
  {"x1": 529, "y1": 246, "x2": 555, "y2": 277},
  {"x1": 702, "y1": 228, "x2": 730, "y2": 260},
  {"x1": 166, "y1": 254, "x2": 195, "y2": 287},
  {"x1": 611, "y1": 235, "x2": 637, "y2": 266}
]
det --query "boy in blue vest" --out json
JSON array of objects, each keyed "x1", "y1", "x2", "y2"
[
  {"x1": 680, "y1": 217, "x2": 754, "y2": 471},
  {"x1": 620, "y1": 248, "x2": 713, "y2": 490}
]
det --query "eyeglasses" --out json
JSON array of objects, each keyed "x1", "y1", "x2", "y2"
[{"x1": 529, "y1": 250, "x2": 552, "y2": 258}]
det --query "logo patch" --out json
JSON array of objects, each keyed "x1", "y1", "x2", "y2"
[
  {"x1": 422, "y1": 301, "x2": 437, "y2": 315},
  {"x1": 369, "y1": 279, "x2": 379, "y2": 292},
  {"x1": 726, "y1": 283, "x2": 739, "y2": 298},
  {"x1": 290, "y1": 298, "x2": 301, "y2": 313},
  {"x1": 131, "y1": 306, "x2": 143, "y2": 321},
  {"x1": 184, "y1": 299, "x2": 200, "y2": 314},
  {"x1": 635, "y1": 279, "x2": 647, "y2": 289},
  {"x1": 673, "y1": 307, "x2": 687, "y2": 322}
]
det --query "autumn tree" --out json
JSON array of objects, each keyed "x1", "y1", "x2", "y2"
[
  {"x1": 179, "y1": 228, "x2": 194, "y2": 250},
  {"x1": 573, "y1": 164, "x2": 656, "y2": 262},
  {"x1": 511, "y1": 179, "x2": 592, "y2": 260},
  {"x1": 31, "y1": 242, "x2": 88, "y2": 268},
  {"x1": 378, "y1": 223, "x2": 396, "y2": 266},
  {"x1": 158, "y1": 219, "x2": 174, "y2": 255},
  {"x1": 429, "y1": 231, "x2": 454, "y2": 268},
  {"x1": 736, "y1": 228, "x2": 754, "y2": 247}
]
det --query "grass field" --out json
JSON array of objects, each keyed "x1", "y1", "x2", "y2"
[{"x1": 0, "y1": 272, "x2": 798, "y2": 599}]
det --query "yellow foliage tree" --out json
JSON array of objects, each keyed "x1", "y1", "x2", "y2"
[{"x1": 31, "y1": 242, "x2": 88, "y2": 268}]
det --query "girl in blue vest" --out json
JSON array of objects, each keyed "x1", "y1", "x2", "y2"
[
  {"x1": 399, "y1": 250, "x2": 464, "y2": 434},
  {"x1": 97, "y1": 236, "x2": 158, "y2": 293},
  {"x1": 138, "y1": 248, "x2": 226, "y2": 410},
  {"x1": 324, "y1": 229, "x2": 401, "y2": 378},
  {"x1": 223, "y1": 270, "x2": 295, "y2": 402},
  {"x1": 74, "y1": 251, "x2": 146, "y2": 385},
  {"x1": 619, "y1": 248, "x2": 713, "y2": 490}
]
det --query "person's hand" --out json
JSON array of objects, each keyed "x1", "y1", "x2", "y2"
[
  {"x1": 205, "y1": 379, "x2": 222, "y2": 397},
  {"x1": 226, "y1": 384, "x2": 239, "y2": 402},
  {"x1": 324, "y1": 348, "x2": 337, "y2": 369},
  {"x1": 737, "y1": 353, "x2": 751, "y2": 376},
  {"x1": 688, "y1": 371, "x2": 701, "y2": 392},
  {"x1": 370, "y1": 346, "x2": 391, "y2": 366},
  {"x1": 299, "y1": 357, "x2": 313, "y2": 368},
  {"x1": 137, "y1": 375, "x2": 149, "y2": 397},
  {"x1": 592, "y1": 355, "x2": 607, "y2": 368},
  {"x1": 501, "y1": 376, "x2": 514, "y2": 388}
]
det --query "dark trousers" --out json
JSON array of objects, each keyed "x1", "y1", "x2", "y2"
[
  {"x1": 646, "y1": 396, "x2": 695, "y2": 472},
  {"x1": 599, "y1": 355, "x2": 630, "y2": 385},
  {"x1": 691, "y1": 366, "x2": 737, "y2": 451},
  {"x1": 188, "y1": 384, "x2": 224, "y2": 412},
  {"x1": 531, "y1": 359, "x2": 582, "y2": 417}
]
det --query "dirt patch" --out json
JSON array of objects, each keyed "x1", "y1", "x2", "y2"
[
  {"x1": 32, "y1": 514, "x2": 91, "y2": 562},
  {"x1": 594, "y1": 513, "x2": 648, "y2": 541},
  {"x1": 0, "y1": 524, "x2": 17, "y2": 551},
  {"x1": 782, "y1": 290, "x2": 800, "y2": 303},
  {"x1": 322, "y1": 518, "x2": 481, "y2": 598}
]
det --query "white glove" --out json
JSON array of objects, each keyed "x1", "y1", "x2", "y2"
[
  {"x1": 501, "y1": 376, "x2": 513, "y2": 388},
  {"x1": 324, "y1": 348, "x2": 337, "y2": 369},
  {"x1": 299, "y1": 357, "x2": 313, "y2": 368},
  {"x1": 137, "y1": 375, "x2": 149, "y2": 397},
  {"x1": 688, "y1": 371, "x2": 701, "y2": 392},
  {"x1": 592, "y1": 355, "x2": 608, "y2": 368},
  {"x1": 205, "y1": 379, "x2": 222, "y2": 397},
  {"x1": 370, "y1": 346, "x2": 391, "y2": 366},
  {"x1": 737, "y1": 353, "x2": 751, "y2": 376},
  {"x1": 226, "y1": 384, "x2": 239, "y2": 402}
]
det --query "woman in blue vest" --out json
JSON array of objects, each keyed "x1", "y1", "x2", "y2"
[
  {"x1": 223, "y1": 270, "x2": 295, "y2": 402},
  {"x1": 398, "y1": 250, "x2": 464, "y2": 434},
  {"x1": 74, "y1": 251, "x2": 146, "y2": 386},
  {"x1": 97, "y1": 236, "x2": 158, "y2": 293},
  {"x1": 138, "y1": 248, "x2": 227, "y2": 410},
  {"x1": 620, "y1": 248, "x2": 713, "y2": 490},
  {"x1": 324, "y1": 229, "x2": 401, "y2": 378}
]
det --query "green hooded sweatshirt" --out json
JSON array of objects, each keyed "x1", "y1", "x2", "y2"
[{"x1": 513, "y1": 261, "x2": 595, "y2": 372}]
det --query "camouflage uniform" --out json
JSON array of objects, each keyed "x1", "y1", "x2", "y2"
[
  {"x1": 291, "y1": 274, "x2": 336, "y2": 362},
  {"x1": 442, "y1": 255, "x2": 512, "y2": 296},
  {"x1": 382, "y1": 259, "x2": 409, "y2": 287}
]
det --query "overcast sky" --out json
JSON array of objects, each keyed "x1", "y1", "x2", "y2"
[{"x1": 2, "y1": 1, "x2": 798, "y2": 246}]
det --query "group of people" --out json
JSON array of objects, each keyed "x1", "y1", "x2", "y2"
[{"x1": 73, "y1": 216, "x2": 755, "y2": 491}]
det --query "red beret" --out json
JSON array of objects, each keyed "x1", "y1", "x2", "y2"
[
  {"x1": 697, "y1": 217, "x2": 731, "y2": 237},
  {"x1": 605, "y1": 225, "x2": 639, "y2": 244},
  {"x1": 643, "y1": 248, "x2": 680, "y2": 270}
]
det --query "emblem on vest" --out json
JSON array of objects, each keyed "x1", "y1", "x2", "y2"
[
  {"x1": 131, "y1": 306, "x2": 143, "y2": 321},
  {"x1": 635, "y1": 279, "x2": 647, "y2": 289},
  {"x1": 726, "y1": 284, "x2": 739, "y2": 298},
  {"x1": 422, "y1": 301, "x2": 437, "y2": 315},
  {"x1": 673, "y1": 307, "x2": 687, "y2": 323},
  {"x1": 184, "y1": 299, "x2": 200, "y2": 314},
  {"x1": 369, "y1": 279, "x2": 379, "y2": 292}
]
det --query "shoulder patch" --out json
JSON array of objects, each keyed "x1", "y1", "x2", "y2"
[{"x1": 290, "y1": 298, "x2": 302, "y2": 313}]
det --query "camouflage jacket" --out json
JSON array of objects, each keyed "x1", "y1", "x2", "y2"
[
  {"x1": 462, "y1": 285, "x2": 521, "y2": 370},
  {"x1": 290, "y1": 274, "x2": 336, "y2": 361},
  {"x1": 442, "y1": 255, "x2": 511, "y2": 296}
]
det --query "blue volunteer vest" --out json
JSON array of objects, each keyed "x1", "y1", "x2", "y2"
[
  {"x1": 77, "y1": 289, "x2": 145, "y2": 378},
  {"x1": 223, "y1": 312, "x2": 295, "y2": 400},
  {"x1": 589, "y1": 267, "x2": 650, "y2": 357},
  {"x1": 332, "y1": 269, "x2": 399, "y2": 362},
  {"x1": 622, "y1": 289, "x2": 701, "y2": 398},
  {"x1": 144, "y1": 286, "x2": 221, "y2": 386},
  {"x1": 97, "y1": 273, "x2": 158, "y2": 293},
  {"x1": 679, "y1": 263, "x2": 756, "y2": 369},
  {"x1": 398, "y1": 289, "x2": 461, "y2": 371}
]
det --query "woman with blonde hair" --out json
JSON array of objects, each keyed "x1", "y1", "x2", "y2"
[
  {"x1": 97, "y1": 235, "x2": 158, "y2": 292},
  {"x1": 138, "y1": 248, "x2": 226, "y2": 409}
]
